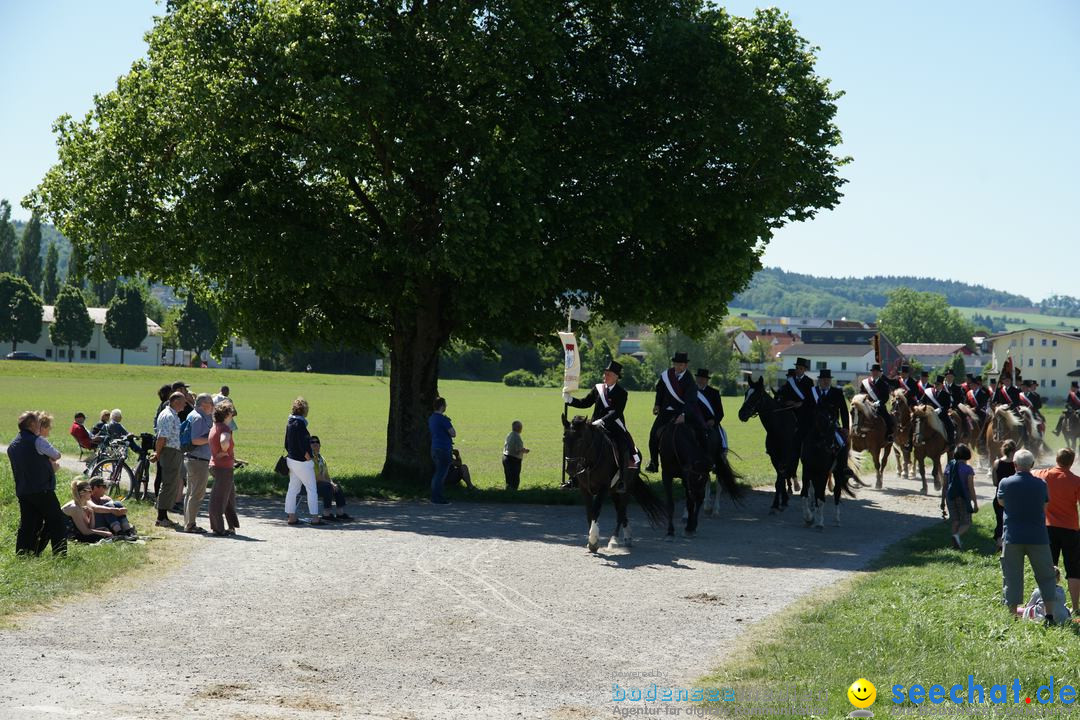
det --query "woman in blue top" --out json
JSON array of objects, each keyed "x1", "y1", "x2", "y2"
[
  {"x1": 428, "y1": 397, "x2": 456, "y2": 505},
  {"x1": 941, "y1": 444, "x2": 977, "y2": 549}
]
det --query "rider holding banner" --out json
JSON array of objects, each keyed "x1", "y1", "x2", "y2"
[{"x1": 564, "y1": 360, "x2": 638, "y2": 491}]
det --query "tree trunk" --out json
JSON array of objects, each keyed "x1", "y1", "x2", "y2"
[
  {"x1": 381, "y1": 297, "x2": 449, "y2": 484},
  {"x1": 120, "y1": 348, "x2": 125, "y2": 364},
  {"x1": 68, "y1": 344, "x2": 73, "y2": 362}
]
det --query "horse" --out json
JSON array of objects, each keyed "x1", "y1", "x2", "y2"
[
  {"x1": 562, "y1": 415, "x2": 666, "y2": 552},
  {"x1": 656, "y1": 421, "x2": 734, "y2": 537},
  {"x1": 911, "y1": 404, "x2": 950, "y2": 495},
  {"x1": 1062, "y1": 408, "x2": 1080, "y2": 452},
  {"x1": 891, "y1": 390, "x2": 914, "y2": 480},
  {"x1": 738, "y1": 376, "x2": 800, "y2": 514},
  {"x1": 701, "y1": 425, "x2": 746, "y2": 517},
  {"x1": 950, "y1": 404, "x2": 982, "y2": 454},
  {"x1": 799, "y1": 405, "x2": 857, "y2": 529},
  {"x1": 849, "y1": 393, "x2": 891, "y2": 489},
  {"x1": 985, "y1": 405, "x2": 1043, "y2": 463}
]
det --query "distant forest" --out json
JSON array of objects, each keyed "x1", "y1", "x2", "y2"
[{"x1": 732, "y1": 268, "x2": 1080, "y2": 320}]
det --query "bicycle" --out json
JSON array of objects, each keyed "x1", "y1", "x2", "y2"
[{"x1": 87, "y1": 433, "x2": 156, "y2": 502}]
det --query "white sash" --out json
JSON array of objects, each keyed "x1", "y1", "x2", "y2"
[
  {"x1": 811, "y1": 386, "x2": 822, "y2": 404},
  {"x1": 595, "y1": 383, "x2": 610, "y2": 408},
  {"x1": 698, "y1": 391, "x2": 715, "y2": 417},
  {"x1": 925, "y1": 388, "x2": 942, "y2": 409},
  {"x1": 861, "y1": 378, "x2": 880, "y2": 403},
  {"x1": 660, "y1": 371, "x2": 684, "y2": 405},
  {"x1": 787, "y1": 376, "x2": 806, "y2": 401},
  {"x1": 1019, "y1": 392, "x2": 1033, "y2": 408}
]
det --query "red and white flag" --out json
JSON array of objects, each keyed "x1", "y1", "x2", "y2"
[{"x1": 558, "y1": 332, "x2": 580, "y2": 393}]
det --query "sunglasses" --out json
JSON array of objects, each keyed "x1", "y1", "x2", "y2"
[{"x1": 78, "y1": 487, "x2": 91, "y2": 493}]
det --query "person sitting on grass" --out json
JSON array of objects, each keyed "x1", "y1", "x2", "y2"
[
  {"x1": 86, "y1": 477, "x2": 136, "y2": 538},
  {"x1": 446, "y1": 449, "x2": 475, "y2": 491},
  {"x1": 61, "y1": 479, "x2": 114, "y2": 544},
  {"x1": 941, "y1": 443, "x2": 977, "y2": 549},
  {"x1": 34, "y1": 412, "x2": 62, "y2": 473},
  {"x1": 311, "y1": 436, "x2": 352, "y2": 521},
  {"x1": 1018, "y1": 566, "x2": 1072, "y2": 622}
]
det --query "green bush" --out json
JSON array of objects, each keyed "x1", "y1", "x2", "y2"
[{"x1": 502, "y1": 369, "x2": 543, "y2": 387}]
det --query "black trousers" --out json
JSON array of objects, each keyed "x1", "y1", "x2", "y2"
[
  {"x1": 502, "y1": 455, "x2": 522, "y2": 490},
  {"x1": 16, "y1": 491, "x2": 68, "y2": 556}
]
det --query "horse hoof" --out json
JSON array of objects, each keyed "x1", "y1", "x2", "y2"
[
  {"x1": 664, "y1": 534, "x2": 674, "y2": 542},
  {"x1": 587, "y1": 543, "x2": 599, "y2": 553},
  {"x1": 815, "y1": 525, "x2": 824, "y2": 532},
  {"x1": 875, "y1": 479, "x2": 883, "y2": 490},
  {"x1": 804, "y1": 518, "x2": 813, "y2": 527},
  {"x1": 607, "y1": 538, "x2": 620, "y2": 550},
  {"x1": 833, "y1": 519, "x2": 841, "y2": 527},
  {"x1": 920, "y1": 486, "x2": 928, "y2": 496},
  {"x1": 684, "y1": 530, "x2": 696, "y2": 538}
]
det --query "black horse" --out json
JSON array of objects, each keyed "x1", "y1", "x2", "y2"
[
  {"x1": 800, "y1": 405, "x2": 857, "y2": 530},
  {"x1": 656, "y1": 420, "x2": 743, "y2": 538},
  {"x1": 562, "y1": 415, "x2": 666, "y2": 552},
  {"x1": 738, "y1": 376, "x2": 799, "y2": 514}
]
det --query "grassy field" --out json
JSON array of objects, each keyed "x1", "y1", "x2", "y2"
[
  {"x1": 955, "y1": 306, "x2": 1080, "y2": 333},
  {"x1": 0, "y1": 362, "x2": 777, "y2": 499},
  {"x1": 0, "y1": 462, "x2": 171, "y2": 623},
  {"x1": 701, "y1": 507, "x2": 1080, "y2": 719}
]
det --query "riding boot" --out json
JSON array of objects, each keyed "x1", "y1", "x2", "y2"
[
  {"x1": 646, "y1": 419, "x2": 660, "y2": 473},
  {"x1": 1054, "y1": 415, "x2": 1064, "y2": 436}
]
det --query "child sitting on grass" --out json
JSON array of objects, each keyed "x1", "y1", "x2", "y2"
[
  {"x1": 87, "y1": 477, "x2": 137, "y2": 538},
  {"x1": 1019, "y1": 566, "x2": 1071, "y2": 624}
]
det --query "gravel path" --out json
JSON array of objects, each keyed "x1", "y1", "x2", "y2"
[{"x1": 0, "y1": 467, "x2": 990, "y2": 720}]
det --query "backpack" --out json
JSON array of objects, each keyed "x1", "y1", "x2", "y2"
[{"x1": 179, "y1": 416, "x2": 196, "y2": 453}]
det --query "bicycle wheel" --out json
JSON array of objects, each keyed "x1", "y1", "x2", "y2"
[
  {"x1": 127, "y1": 459, "x2": 151, "y2": 502},
  {"x1": 90, "y1": 459, "x2": 135, "y2": 499}
]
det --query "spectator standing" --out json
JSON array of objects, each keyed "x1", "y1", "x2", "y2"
[
  {"x1": 1034, "y1": 448, "x2": 1080, "y2": 613},
  {"x1": 428, "y1": 397, "x2": 455, "y2": 505},
  {"x1": 502, "y1": 420, "x2": 529, "y2": 490},
  {"x1": 311, "y1": 436, "x2": 351, "y2": 521},
  {"x1": 992, "y1": 440, "x2": 1018, "y2": 550},
  {"x1": 62, "y1": 479, "x2": 113, "y2": 543},
  {"x1": 34, "y1": 413, "x2": 62, "y2": 473},
  {"x1": 153, "y1": 392, "x2": 187, "y2": 528},
  {"x1": 208, "y1": 402, "x2": 240, "y2": 536},
  {"x1": 7, "y1": 412, "x2": 67, "y2": 556},
  {"x1": 153, "y1": 384, "x2": 172, "y2": 430},
  {"x1": 997, "y1": 449, "x2": 1065, "y2": 624},
  {"x1": 941, "y1": 444, "x2": 977, "y2": 549},
  {"x1": 284, "y1": 397, "x2": 322, "y2": 525},
  {"x1": 212, "y1": 385, "x2": 238, "y2": 432},
  {"x1": 181, "y1": 393, "x2": 215, "y2": 533}
]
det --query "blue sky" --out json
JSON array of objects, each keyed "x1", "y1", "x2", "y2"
[{"x1": 1, "y1": 0, "x2": 1077, "y2": 301}]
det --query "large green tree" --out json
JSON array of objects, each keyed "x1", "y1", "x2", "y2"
[
  {"x1": 0, "y1": 273, "x2": 43, "y2": 352},
  {"x1": 42, "y1": 242, "x2": 60, "y2": 304},
  {"x1": 176, "y1": 295, "x2": 218, "y2": 360},
  {"x1": 50, "y1": 284, "x2": 94, "y2": 361},
  {"x1": 103, "y1": 284, "x2": 147, "y2": 363},
  {"x1": 29, "y1": 0, "x2": 847, "y2": 480},
  {"x1": 17, "y1": 214, "x2": 43, "y2": 293},
  {"x1": 0, "y1": 201, "x2": 16, "y2": 274},
  {"x1": 877, "y1": 289, "x2": 976, "y2": 346}
]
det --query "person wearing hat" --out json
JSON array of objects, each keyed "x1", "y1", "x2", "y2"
[
  {"x1": 965, "y1": 375, "x2": 990, "y2": 427},
  {"x1": 943, "y1": 369, "x2": 965, "y2": 408},
  {"x1": 992, "y1": 373, "x2": 1021, "y2": 409},
  {"x1": 695, "y1": 368, "x2": 728, "y2": 452},
  {"x1": 859, "y1": 363, "x2": 895, "y2": 444},
  {"x1": 646, "y1": 351, "x2": 705, "y2": 473},
  {"x1": 813, "y1": 367, "x2": 850, "y2": 453},
  {"x1": 922, "y1": 375, "x2": 956, "y2": 446},
  {"x1": 565, "y1": 360, "x2": 638, "y2": 489},
  {"x1": 1019, "y1": 380, "x2": 1047, "y2": 436},
  {"x1": 915, "y1": 370, "x2": 931, "y2": 404},
  {"x1": 888, "y1": 364, "x2": 918, "y2": 408},
  {"x1": 1054, "y1": 381, "x2": 1080, "y2": 436},
  {"x1": 779, "y1": 357, "x2": 816, "y2": 458}
]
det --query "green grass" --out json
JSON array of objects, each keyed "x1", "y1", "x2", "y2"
[
  {"x1": 955, "y1": 306, "x2": 1080, "y2": 333},
  {"x1": 0, "y1": 362, "x2": 777, "y2": 499},
  {"x1": 0, "y1": 462, "x2": 167, "y2": 623},
  {"x1": 700, "y1": 507, "x2": 1080, "y2": 719}
]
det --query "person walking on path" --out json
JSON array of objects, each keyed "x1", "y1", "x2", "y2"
[
  {"x1": 992, "y1": 440, "x2": 1018, "y2": 551},
  {"x1": 7, "y1": 411, "x2": 67, "y2": 556},
  {"x1": 284, "y1": 397, "x2": 322, "y2": 525},
  {"x1": 1034, "y1": 447, "x2": 1080, "y2": 613},
  {"x1": 941, "y1": 444, "x2": 977, "y2": 549},
  {"x1": 502, "y1": 420, "x2": 529, "y2": 490},
  {"x1": 428, "y1": 397, "x2": 455, "y2": 505},
  {"x1": 181, "y1": 393, "x2": 215, "y2": 533},
  {"x1": 208, "y1": 402, "x2": 240, "y2": 536},
  {"x1": 153, "y1": 392, "x2": 187, "y2": 528},
  {"x1": 997, "y1": 449, "x2": 1067, "y2": 624}
]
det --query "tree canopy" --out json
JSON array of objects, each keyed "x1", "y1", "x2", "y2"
[
  {"x1": 17, "y1": 214, "x2": 43, "y2": 294},
  {"x1": 103, "y1": 284, "x2": 147, "y2": 363},
  {"x1": 42, "y1": 242, "x2": 60, "y2": 304},
  {"x1": 0, "y1": 273, "x2": 43, "y2": 352},
  {"x1": 176, "y1": 295, "x2": 218, "y2": 358},
  {"x1": 877, "y1": 288, "x2": 976, "y2": 346},
  {"x1": 0, "y1": 201, "x2": 16, "y2": 274},
  {"x1": 50, "y1": 284, "x2": 94, "y2": 360},
  {"x1": 31, "y1": 0, "x2": 848, "y2": 479}
]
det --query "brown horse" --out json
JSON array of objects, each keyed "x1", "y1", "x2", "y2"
[
  {"x1": 891, "y1": 390, "x2": 914, "y2": 480},
  {"x1": 985, "y1": 405, "x2": 1043, "y2": 464},
  {"x1": 911, "y1": 404, "x2": 950, "y2": 495},
  {"x1": 850, "y1": 393, "x2": 891, "y2": 488},
  {"x1": 1063, "y1": 408, "x2": 1080, "y2": 452},
  {"x1": 950, "y1": 404, "x2": 982, "y2": 454}
]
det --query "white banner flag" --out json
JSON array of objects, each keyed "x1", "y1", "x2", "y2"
[{"x1": 559, "y1": 331, "x2": 580, "y2": 393}]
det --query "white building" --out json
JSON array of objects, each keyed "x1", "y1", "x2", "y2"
[
  {"x1": 22, "y1": 306, "x2": 163, "y2": 365},
  {"x1": 163, "y1": 337, "x2": 260, "y2": 370}
]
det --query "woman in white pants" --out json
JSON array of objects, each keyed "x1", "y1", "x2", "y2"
[{"x1": 283, "y1": 397, "x2": 323, "y2": 525}]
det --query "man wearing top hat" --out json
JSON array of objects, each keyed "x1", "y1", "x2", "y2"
[
  {"x1": 1053, "y1": 381, "x2": 1080, "y2": 436},
  {"x1": 564, "y1": 360, "x2": 638, "y2": 489},
  {"x1": 645, "y1": 351, "x2": 704, "y2": 473},
  {"x1": 813, "y1": 367, "x2": 850, "y2": 453},
  {"x1": 694, "y1": 368, "x2": 727, "y2": 453},
  {"x1": 992, "y1": 373, "x2": 1021, "y2": 409},
  {"x1": 779, "y1": 357, "x2": 816, "y2": 452},
  {"x1": 889, "y1": 363, "x2": 919, "y2": 408},
  {"x1": 921, "y1": 374, "x2": 956, "y2": 446},
  {"x1": 966, "y1": 375, "x2": 990, "y2": 426},
  {"x1": 915, "y1": 370, "x2": 931, "y2": 403},
  {"x1": 859, "y1": 363, "x2": 895, "y2": 444}
]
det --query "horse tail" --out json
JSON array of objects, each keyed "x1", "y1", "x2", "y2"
[
  {"x1": 835, "y1": 449, "x2": 859, "y2": 498},
  {"x1": 714, "y1": 452, "x2": 748, "y2": 505},
  {"x1": 630, "y1": 472, "x2": 667, "y2": 528}
]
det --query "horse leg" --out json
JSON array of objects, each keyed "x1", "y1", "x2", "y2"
[
  {"x1": 663, "y1": 471, "x2": 676, "y2": 539},
  {"x1": 917, "y1": 454, "x2": 928, "y2": 495},
  {"x1": 802, "y1": 467, "x2": 814, "y2": 526},
  {"x1": 609, "y1": 492, "x2": 628, "y2": 550},
  {"x1": 703, "y1": 474, "x2": 713, "y2": 516},
  {"x1": 813, "y1": 472, "x2": 827, "y2": 530},
  {"x1": 770, "y1": 464, "x2": 783, "y2": 515},
  {"x1": 587, "y1": 491, "x2": 605, "y2": 553}
]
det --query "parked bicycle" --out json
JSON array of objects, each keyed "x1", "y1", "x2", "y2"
[{"x1": 87, "y1": 433, "x2": 156, "y2": 502}]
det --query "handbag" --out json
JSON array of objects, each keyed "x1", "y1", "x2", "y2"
[{"x1": 274, "y1": 455, "x2": 289, "y2": 477}]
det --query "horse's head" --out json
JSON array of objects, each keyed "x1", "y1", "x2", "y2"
[
  {"x1": 563, "y1": 415, "x2": 592, "y2": 477},
  {"x1": 738, "y1": 376, "x2": 766, "y2": 422},
  {"x1": 891, "y1": 389, "x2": 910, "y2": 420}
]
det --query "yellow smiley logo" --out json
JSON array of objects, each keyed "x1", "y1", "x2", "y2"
[{"x1": 847, "y1": 678, "x2": 876, "y2": 709}]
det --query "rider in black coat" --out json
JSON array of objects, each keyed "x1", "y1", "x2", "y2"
[
  {"x1": 565, "y1": 360, "x2": 636, "y2": 489},
  {"x1": 646, "y1": 351, "x2": 705, "y2": 472}
]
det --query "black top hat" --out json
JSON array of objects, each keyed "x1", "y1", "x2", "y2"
[
  {"x1": 818, "y1": 368, "x2": 833, "y2": 379},
  {"x1": 921, "y1": 371, "x2": 930, "y2": 378},
  {"x1": 973, "y1": 375, "x2": 983, "y2": 383},
  {"x1": 671, "y1": 351, "x2": 689, "y2": 364},
  {"x1": 935, "y1": 375, "x2": 946, "y2": 383},
  {"x1": 870, "y1": 363, "x2": 882, "y2": 372},
  {"x1": 794, "y1": 357, "x2": 810, "y2": 369},
  {"x1": 900, "y1": 364, "x2": 911, "y2": 373},
  {"x1": 604, "y1": 360, "x2": 623, "y2": 378},
  {"x1": 695, "y1": 368, "x2": 710, "y2": 379},
  {"x1": 965, "y1": 373, "x2": 974, "y2": 380}
]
